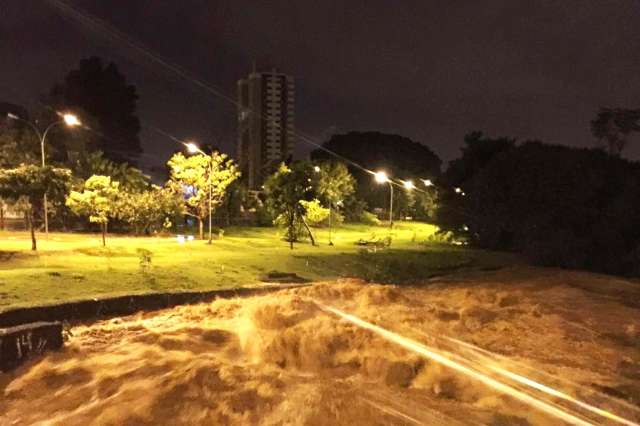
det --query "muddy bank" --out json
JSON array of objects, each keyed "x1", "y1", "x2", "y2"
[{"x1": 1, "y1": 266, "x2": 639, "y2": 425}]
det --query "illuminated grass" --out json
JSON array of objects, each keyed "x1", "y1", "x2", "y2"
[{"x1": 0, "y1": 222, "x2": 515, "y2": 310}]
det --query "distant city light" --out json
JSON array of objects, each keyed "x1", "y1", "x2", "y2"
[
  {"x1": 374, "y1": 171, "x2": 389, "y2": 184},
  {"x1": 423, "y1": 179, "x2": 433, "y2": 187},
  {"x1": 403, "y1": 180, "x2": 415, "y2": 190},
  {"x1": 314, "y1": 165, "x2": 321, "y2": 172},
  {"x1": 455, "y1": 187, "x2": 462, "y2": 194}
]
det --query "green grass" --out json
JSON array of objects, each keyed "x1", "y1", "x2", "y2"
[{"x1": 0, "y1": 222, "x2": 516, "y2": 311}]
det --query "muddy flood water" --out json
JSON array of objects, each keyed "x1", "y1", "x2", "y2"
[{"x1": 1, "y1": 267, "x2": 640, "y2": 425}]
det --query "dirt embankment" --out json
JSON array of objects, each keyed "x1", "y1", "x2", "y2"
[{"x1": 1, "y1": 266, "x2": 639, "y2": 425}]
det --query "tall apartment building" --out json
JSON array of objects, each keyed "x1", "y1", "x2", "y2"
[{"x1": 237, "y1": 69, "x2": 295, "y2": 189}]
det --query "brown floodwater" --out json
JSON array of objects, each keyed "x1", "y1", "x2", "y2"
[{"x1": 1, "y1": 267, "x2": 639, "y2": 425}]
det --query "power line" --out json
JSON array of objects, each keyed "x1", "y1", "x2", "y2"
[{"x1": 43, "y1": 0, "x2": 444, "y2": 196}]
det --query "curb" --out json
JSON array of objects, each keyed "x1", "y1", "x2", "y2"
[{"x1": 0, "y1": 284, "x2": 308, "y2": 328}]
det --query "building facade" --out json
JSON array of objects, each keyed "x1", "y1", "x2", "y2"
[{"x1": 237, "y1": 69, "x2": 295, "y2": 189}]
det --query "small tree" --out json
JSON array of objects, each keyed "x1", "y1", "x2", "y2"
[
  {"x1": 591, "y1": 108, "x2": 640, "y2": 156},
  {"x1": 316, "y1": 161, "x2": 356, "y2": 207},
  {"x1": 66, "y1": 175, "x2": 119, "y2": 246},
  {"x1": 264, "y1": 162, "x2": 319, "y2": 249},
  {"x1": 117, "y1": 185, "x2": 183, "y2": 234},
  {"x1": 166, "y1": 152, "x2": 240, "y2": 239},
  {"x1": 0, "y1": 165, "x2": 71, "y2": 250}
]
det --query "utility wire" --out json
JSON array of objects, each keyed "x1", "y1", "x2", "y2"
[{"x1": 44, "y1": 0, "x2": 445, "y2": 197}]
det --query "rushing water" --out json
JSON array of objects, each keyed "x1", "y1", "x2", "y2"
[{"x1": 1, "y1": 273, "x2": 639, "y2": 425}]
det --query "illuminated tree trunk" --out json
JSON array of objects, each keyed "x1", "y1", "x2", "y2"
[
  {"x1": 27, "y1": 209, "x2": 36, "y2": 251},
  {"x1": 300, "y1": 214, "x2": 316, "y2": 246},
  {"x1": 198, "y1": 218, "x2": 204, "y2": 240},
  {"x1": 101, "y1": 222, "x2": 106, "y2": 247}
]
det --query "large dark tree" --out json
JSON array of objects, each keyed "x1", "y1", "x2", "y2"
[
  {"x1": 445, "y1": 131, "x2": 516, "y2": 186},
  {"x1": 50, "y1": 56, "x2": 142, "y2": 162},
  {"x1": 440, "y1": 137, "x2": 640, "y2": 276},
  {"x1": 311, "y1": 132, "x2": 441, "y2": 213}
]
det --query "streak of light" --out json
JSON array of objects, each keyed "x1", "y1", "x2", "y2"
[
  {"x1": 360, "y1": 397, "x2": 424, "y2": 425},
  {"x1": 444, "y1": 337, "x2": 640, "y2": 426},
  {"x1": 318, "y1": 303, "x2": 596, "y2": 426}
]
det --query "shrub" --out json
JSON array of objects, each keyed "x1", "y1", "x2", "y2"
[
  {"x1": 360, "y1": 211, "x2": 381, "y2": 226},
  {"x1": 300, "y1": 199, "x2": 330, "y2": 226}
]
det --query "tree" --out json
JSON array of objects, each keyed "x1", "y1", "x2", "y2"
[
  {"x1": 0, "y1": 127, "x2": 40, "y2": 168},
  {"x1": 591, "y1": 108, "x2": 640, "y2": 156},
  {"x1": 166, "y1": 151, "x2": 240, "y2": 239},
  {"x1": 264, "y1": 162, "x2": 319, "y2": 249},
  {"x1": 311, "y1": 132, "x2": 441, "y2": 212},
  {"x1": 445, "y1": 131, "x2": 516, "y2": 186},
  {"x1": 76, "y1": 151, "x2": 150, "y2": 192},
  {"x1": 49, "y1": 56, "x2": 142, "y2": 162},
  {"x1": 438, "y1": 131, "x2": 516, "y2": 234},
  {"x1": 315, "y1": 161, "x2": 355, "y2": 206},
  {"x1": 0, "y1": 165, "x2": 71, "y2": 250},
  {"x1": 66, "y1": 175, "x2": 120, "y2": 246},
  {"x1": 117, "y1": 185, "x2": 183, "y2": 235}
]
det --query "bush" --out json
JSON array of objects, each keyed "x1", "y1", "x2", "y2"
[
  {"x1": 300, "y1": 199, "x2": 329, "y2": 226},
  {"x1": 359, "y1": 211, "x2": 381, "y2": 226},
  {"x1": 254, "y1": 204, "x2": 274, "y2": 227}
]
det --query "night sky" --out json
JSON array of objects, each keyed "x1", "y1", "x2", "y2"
[{"x1": 2, "y1": 0, "x2": 640, "y2": 171}]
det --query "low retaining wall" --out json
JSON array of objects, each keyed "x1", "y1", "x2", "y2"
[
  {"x1": 0, "y1": 285, "x2": 301, "y2": 328},
  {"x1": 0, "y1": 322, "x2": 63, "y2": 372},
  {"x1": 0, "y1": 284, "x2": 305, "y2": 372}
]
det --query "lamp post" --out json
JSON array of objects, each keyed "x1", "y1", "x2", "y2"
[
  {"x1": 185, "y1": 142, "x2": 214, "y2": 244},
  {"x1": 6, "y1": 112, "x2": 81, "y2": 237},
  {"x1": 374, "y1": 171, "x2": 393, "y2": 228}
]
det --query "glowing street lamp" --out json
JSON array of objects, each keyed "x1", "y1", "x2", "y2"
[
  {"x1": 6, "y1": 111, "x2": 81, "y2": 237},
  {"x1": 374, "y1": 170, "x2": 393, "y2": 228},
  {"x1": 403, "y1": 180, "x2": 415, "y2": 190},
  {"x1": 314, "y1": 165, "x2": 321, "y2": 173},
  {"x1": 374, "y1": 170, "x2": 389, "y2": 184},
  {"x1": 183, "y1": 141, "x2": 214, "y2": 244},
  {"x1": 423, "y1": 179, "x2": 433, "y2": 187},
  {"x1": 185, "y1": 142, "x2": 201, "y2": 154},
  {"x1": 454, "y1": 187, "x2": 462, "y2": 194},
  {"x1": 63, "y1": 113, "x2": 81, "y2": 127}
]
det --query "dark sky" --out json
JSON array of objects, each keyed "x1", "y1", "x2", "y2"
[{"x1": 2, "y1": 0, "x2": 640, "y2": 171}]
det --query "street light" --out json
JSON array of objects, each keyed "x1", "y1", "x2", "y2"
[
  {"x1": 185, "y1": 142, "x2": 200, "y2": 154},
  {"x1": 183, "y1": 141, "x2": 214, "y2": 244},
  {"x1": 374, "y1": 170, "x2": 393, "y2": 228},
  {"x1": 423, "y1": 179, "x2": 433, "y2": 187},
  {"x1": 6, "y1": 111, "x2": 81, "y2": 237},
  {"x1": 403, "y1": 180, "x2": 415, "y2": 190}
]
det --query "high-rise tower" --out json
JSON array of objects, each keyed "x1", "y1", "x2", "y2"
[{"x1": 237, "y1": 69, "x2": 295, "y2": 189}]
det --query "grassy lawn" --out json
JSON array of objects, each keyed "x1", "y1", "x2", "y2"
[{"x1": 0, "y1": 222, "x2": 517, "y2": 311}]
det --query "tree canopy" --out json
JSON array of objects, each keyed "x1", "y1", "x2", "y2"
[
  {"x1": 263, "y1": 162, "x2": 320, "y2": 248},
  {"x1": 166, "y1": 151, "x2": 240, "y2": 239},
  {"x1": 50, "y1": 56, "x2": 142, "y2": 162},
  {"x1": 66, "y1": 175, "x2": 120, "y2": 246},
  {"x1": 590, "y1": 107, "x2": 640, "y2": 156},
  {"x1": 0, "y1": 165, "x2": 71, "y2": 250},
  {"x1": 311, "y1": 132, "x2": 441, "y2": 210}
]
